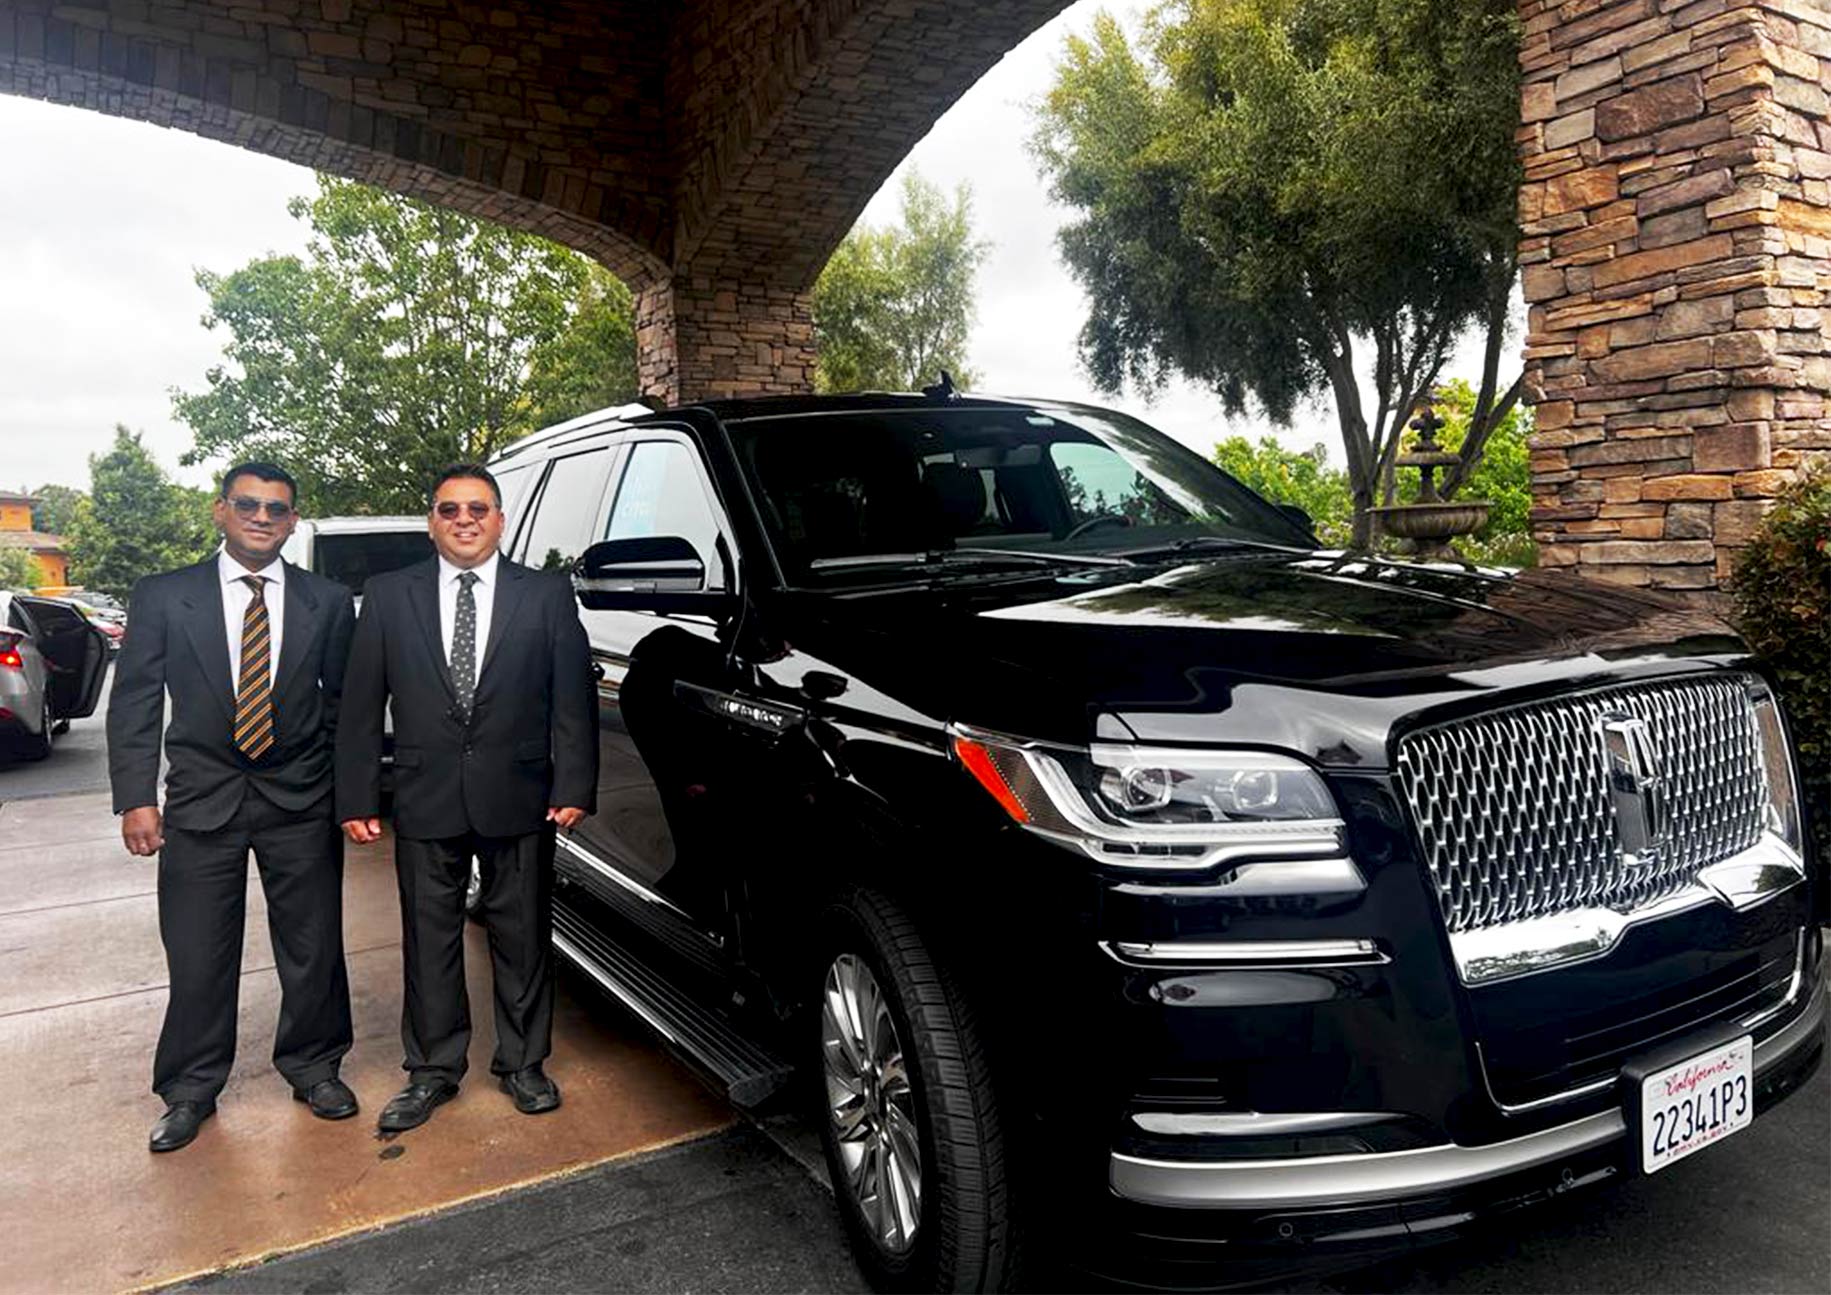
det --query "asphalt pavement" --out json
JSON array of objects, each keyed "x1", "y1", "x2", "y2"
[{"x1": 0, "y1": 660, "x2": 119, "y2": 799}]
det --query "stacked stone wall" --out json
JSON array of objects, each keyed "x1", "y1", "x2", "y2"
[{"x1": 1518, "y1": 0, "x2": 1831, "y2": 596}]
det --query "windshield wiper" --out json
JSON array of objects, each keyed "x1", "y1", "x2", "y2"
[
  {"x1": 1115, "y1": 535, "x2": 1309, "y2": 561},
  {"x1": 808, "y1": 548, "x2": 1129, "y2": 574}
]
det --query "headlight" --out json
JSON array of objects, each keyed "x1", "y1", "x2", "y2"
[
  {"x1": 1749, "y1": 682, "x2": 1803, "y2": 852},
  {"x1": 951, "y1": 726, "x2": 1345, "y2": 869}
]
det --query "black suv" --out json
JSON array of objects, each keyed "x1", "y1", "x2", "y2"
[{"x1": 487, "y1": 393, "x2": 1823, "y2": 1291}]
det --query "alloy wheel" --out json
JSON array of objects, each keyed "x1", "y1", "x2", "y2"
[{"x1": 822, "y1": 952, "x2": 923, "y2": 1256}]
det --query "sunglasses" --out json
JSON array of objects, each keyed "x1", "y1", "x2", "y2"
[
  {"x1": 435, "y1": 500, "x2": 495, "y2": 521},
  {"x1": 228, "y1": 496, "x2": 294, "y2": 520}
]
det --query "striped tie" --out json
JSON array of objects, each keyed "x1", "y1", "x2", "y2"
[{"x1": 235, "y1": 575, "x2": 275, "y2": 761}]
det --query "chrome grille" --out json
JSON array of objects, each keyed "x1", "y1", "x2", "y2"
[{"x1": 1397, "y1": 675, "x2": 1766, "y2": 934}]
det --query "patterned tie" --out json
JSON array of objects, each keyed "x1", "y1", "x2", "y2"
[
  {"x1": 234, "y1": 575, "x2": 275, "y2": 761},
  {"x1": 451, "y1": 570, "x2": 479, "y2": 718}
]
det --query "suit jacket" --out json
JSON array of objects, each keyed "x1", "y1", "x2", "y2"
[
  {"x1": 335, "y1": 556, "x2": 597, "y2": 840},
  {"x1": 107, "y1": 558, "x2": 357, "y2": 832}
]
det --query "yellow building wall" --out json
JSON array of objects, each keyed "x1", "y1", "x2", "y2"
[
  {"x1": 0, "y1": 503, "x2": 33, "y2": 532},
  {"x1": 33, "y1": 553, "x2": 68, "y2": 588}
]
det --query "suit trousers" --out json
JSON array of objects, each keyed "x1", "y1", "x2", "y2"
[
  {"x1": 394, "y1": 826, "x2": 555, "y2": 1085},
  {"x1": 155, "y1": 788, "x2": 352, "y2": 1104}
]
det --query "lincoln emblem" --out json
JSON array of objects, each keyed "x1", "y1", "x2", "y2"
[{"x1": 1600, "y1": 714, "x2": 1670, "y2": 863}]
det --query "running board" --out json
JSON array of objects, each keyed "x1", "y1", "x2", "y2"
[{"x1": 552, "y1": 900, "x2": 795, "y2": 1109}]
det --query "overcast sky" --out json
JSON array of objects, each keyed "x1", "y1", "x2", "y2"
[{"x1": 0, "y1": 1, "x2": 1500, "y2": 500}]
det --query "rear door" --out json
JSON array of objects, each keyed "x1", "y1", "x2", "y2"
[{"x1": 14, "y1": 597, "x2": 108, "y2": 719}]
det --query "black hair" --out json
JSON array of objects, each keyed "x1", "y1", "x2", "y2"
[
  {"x1": 430, "y1": 463, "x2": 502, "y2": 508},
  {"x1": 219, "y1": 461, "x2": 297, "y2": 503}
]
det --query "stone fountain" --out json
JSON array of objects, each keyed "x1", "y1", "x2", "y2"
[{"x1": 1369, "y1": 405, "x2": 1490, "y2": 561}]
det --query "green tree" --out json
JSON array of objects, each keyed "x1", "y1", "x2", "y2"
[
  {"x1": 29, "y1": 484, "x2": 86, "y2": 537},
  {"x1": 173, "y1": 176, "x2": 637, "y2": 515},
  {"x1": 1396, "y1": 378, "x2": 1537, "y2": 565},
  {"x1": 65, "y1": 428, "x2": 214, "y2": 598},
  {"x1": 0, "y1": 545, "x2": 39, "y2": 590},
  {"x1": 1211, "y1": 436, "x2": 1354, "y2": 546},
  {"x1": 1033, "y1": 0, "x2": 1523, "y2": 548},
  {"x1": 813, "y1": 173, "x2": 989, "y2": 393}
]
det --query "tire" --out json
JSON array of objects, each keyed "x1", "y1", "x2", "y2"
[
  {"x1": 22, "y1": 695, "x2": 53, "y2": 761},
  {"x1": 814, "y1": 888, "x2": 1019, "y2": 1292}
]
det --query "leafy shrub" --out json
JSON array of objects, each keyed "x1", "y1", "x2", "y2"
[
  {"x1": 1729, "y1": 465, "x2": 1830, "y2": 867},
  {"x1": 1212, "y1": 436, "x2": 1355, "y2": 547},
  {"x1": 1215, "y1": 378, "x2": 1539, "y2": 567}
]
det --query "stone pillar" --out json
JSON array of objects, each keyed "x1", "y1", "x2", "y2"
[
  {"x1": 1518, "y1": 0, "x2": 1831, "y2": 597},
  {"x1": 635, "y1": 277, "x2": 817, "y2": 406}
]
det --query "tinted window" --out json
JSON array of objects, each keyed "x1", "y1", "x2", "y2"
[
  {"x1": 604, "y1": 441, "x2": 728, "y2": 589},
  {"x1": 520, "y1": 448, "x2": 615, "y2": 572},
  {"x1": 726, "y1": 406, "x2": 1308, "y2": 578},
  {"x1": 313, "y1": 531, "x2": 435, "y2": 591},
  {"x1": 494, "y1": 462, "x2": 538, "y2": 537}
]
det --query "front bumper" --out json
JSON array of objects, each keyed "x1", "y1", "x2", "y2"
[{"x1": 1109, "y1": 967, "x2": 1823, "y2": 1210}]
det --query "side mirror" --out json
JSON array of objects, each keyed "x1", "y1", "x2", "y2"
[
  {"x1": 1276, "y1": 503, "x2": 1315, "y2": 536},
  {"x1": 573, "y1": 537, "x2": 739, "y2": 617}
]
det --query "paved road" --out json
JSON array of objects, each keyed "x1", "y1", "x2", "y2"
[{"x1": 0, "y1": 661, "x2": 116, "y2": 801}]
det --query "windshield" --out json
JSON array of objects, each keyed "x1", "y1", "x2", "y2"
[
  {"x1": 724, "y1": 404, "x2": 1311, "y2": 580},
  {"x1": 313, "y1": 530, "x2": 435, "y2": 592}
]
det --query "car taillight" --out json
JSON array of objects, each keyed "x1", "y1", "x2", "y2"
[{"x1": 0, "y1": 633, "x2": 22, "y2": 669}]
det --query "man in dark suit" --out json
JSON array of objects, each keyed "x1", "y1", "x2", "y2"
[
  {"x1": 336, "y1": 463, "x2": 596, "y2": 1132},
  {"x1": 108, "y1": 462, "x2": 359, "y2": 1153}
]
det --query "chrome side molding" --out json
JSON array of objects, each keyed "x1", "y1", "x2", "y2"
[{"x1": 1451, "y1": 833, "x2": 1806, "y2": 986}]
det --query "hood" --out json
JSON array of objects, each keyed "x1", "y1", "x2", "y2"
[{"x1": 763, "y1": 553, "x2": 1744, "y2": 760}]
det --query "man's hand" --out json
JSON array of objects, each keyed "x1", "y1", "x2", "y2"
[
  {"x1": 547, "y1": 806, "x2": 587, "y2": 830},
  {"x1": 121, "y1": 805, "x2": 164, "y2": 857},
  {"x1": 342, "y1": 817, "x2": 384, "y2": 844}
]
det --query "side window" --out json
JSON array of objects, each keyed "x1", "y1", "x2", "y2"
[
  {"x1": 517, "y1": 448, "x2": 616, "y2": 572},
  {"x1": 494, "y1": 463, "x2": 539, "y2": 538},
  {"x1": 604, "y1": 441, "x2": 729, "y2": 590}
]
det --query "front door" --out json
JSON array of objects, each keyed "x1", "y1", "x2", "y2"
[
  {"x1": 16, "y1": 597, "x2": 107, "y2": 720},
  {"x1": 570, "y1": 434, "x2": 744, "y2": 948}
]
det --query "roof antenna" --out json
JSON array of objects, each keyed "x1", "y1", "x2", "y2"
[{"x1": 921, "y1": 371, "x2": 957, "y2": 401}]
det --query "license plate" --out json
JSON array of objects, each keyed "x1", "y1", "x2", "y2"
[{"x1": 1635, "y1": 1034, "x2": 1753, "y2": 1175}]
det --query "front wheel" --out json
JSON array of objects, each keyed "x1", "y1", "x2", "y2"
[{"x1": 815, "y1": 889, "x2": 1019, "y2": 1292}]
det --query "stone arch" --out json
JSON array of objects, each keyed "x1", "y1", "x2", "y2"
[{"x1": 1, "y1": 43, "x2": 669, "y2": 287}]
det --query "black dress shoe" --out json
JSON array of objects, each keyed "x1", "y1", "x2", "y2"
[
  {"x1": 149, "y1": 1101, "x2": 214, "y2": 1153},
  {"x1": 500, "y1": 1064, "x2": 562, "y2": 1115},
  {"x1": 377, "y1": 1079, "x2": 459, "y2": 1132},
  {"x1": 293, "y1": 1077, "x2": 360, "y2": 1120}
]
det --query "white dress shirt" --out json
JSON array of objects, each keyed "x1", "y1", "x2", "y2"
[
  {"x1": 219, "y1": 549, "x2": 285, "y2": 691},
  {"x1": 437, "y1": 550, "x2": 500, "y2": 667}
]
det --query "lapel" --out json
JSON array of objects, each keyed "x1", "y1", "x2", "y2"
[
  {"x1": 405, "y1": 559, "x2": 456, "y2": 701},
  {"x1": 477, "y1": 557, "x2": 529, "y2": 688},
  {"x1": 177, "y1": 559, "x2": 235, "y2": 724},
  {"x1": 272, "y1": 562, "x2": 319, "y2": 693}
]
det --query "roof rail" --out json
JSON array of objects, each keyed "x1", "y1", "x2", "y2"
[{"x1": 492, "y1": 401, "x2": 657, "y2": 460}]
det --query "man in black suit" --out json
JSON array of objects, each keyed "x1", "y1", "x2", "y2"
[
  {"x1": 336, "y1": 464, "x2": 596, "y2": 1132},
  {"x1": 108, "y1": 462, "x2": 359, "y2": 1153}
]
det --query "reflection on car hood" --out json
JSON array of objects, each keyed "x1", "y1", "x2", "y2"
[{"x1": 771, "y1": 553, "x2": 1744, "y2": 756}]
